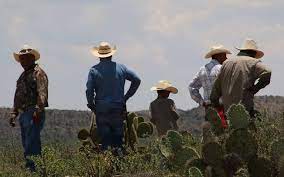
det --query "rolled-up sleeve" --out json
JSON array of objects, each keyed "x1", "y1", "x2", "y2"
[
  {"x1": 188, "y1": 71, "x2": 203, "y2": 105},
  {"x1": 86, "y1": 68, "x2": 96, "y2": 106},
  {"x1": 253, "y1": 62, "x2": 271, "y2": 92},
  {"x1": 124, "y1": 66, "x2": 141, "y2": 101}
]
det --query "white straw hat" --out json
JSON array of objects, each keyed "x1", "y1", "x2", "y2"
[
  {"x1": 13, "y1": 45, "x2": 40, "y2": 62},
  {"x1": 236, "y1": 38, "x2": 264, "y2": 59},
  {"x1": 205, "y1": 44, "x2": 231, "y2": 59},
  {"x1": 91, "y1": 42, "x2": 117, "y2": 58},
  {"x1": 151, "y1": 80, "x2": 178, "y2": 94}
]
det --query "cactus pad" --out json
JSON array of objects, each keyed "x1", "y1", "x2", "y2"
[
  {"x1": 226, "y1": 129, "x2": 257, "y2": 161},
  {"x1": 206, "y1": 107, "x2": 224, "y2": 135},
  {"x1": 202, "y1": 142, "x2": 223, "y2": 166},
  {"x1": 166, "y1": 130, "x2": 184, "y2": 150},
  {"x1": 159, "y1": 138, "x2": 174, "y2": 159},
  {"x1": 137, "y1": 122, "x2": 153, "y2": 138},
  {"x1": 248, "y1": 156, "x2": 272, "y2": 177},
  {"x1": 89, "y1": 126, "x2": 100, "y2": 144},
  {"x1": 227, "y1": 104, "x2": 250, "y2": 130},
  {"x1": 188, "y1": 167, "x2": 203, "y2": 177},
  {"x1": 78, "y1": 128, "x2": 90, "y2": 141},
  {"x1": 173, "y1": 146, "x2": 200, "y2": 167},
  {"x1": 133, "y1": 116, "x2": 144, "y2": 130}
]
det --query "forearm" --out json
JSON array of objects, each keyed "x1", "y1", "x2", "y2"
[
  {"x1": 189, "y1": 87, "x2": 204, "y2": 105},
  {"x1": 124, "y1": 78, "x2": 141, "y2": 101},
  {"x1": 252, "y1": 72, "x2": 271, "y2": 93}
]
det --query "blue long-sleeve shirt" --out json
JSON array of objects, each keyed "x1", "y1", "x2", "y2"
[{"x1": 86, "y1": 60, "x2": 141, "y2": 112}]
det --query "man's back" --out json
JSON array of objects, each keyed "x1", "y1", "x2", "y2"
[
  {"x1": 213, "y1": 56, "x2": 269, "y2": 111},
  {"x1": 86, "y1": 59, "x2": 140, "y2": 112}
]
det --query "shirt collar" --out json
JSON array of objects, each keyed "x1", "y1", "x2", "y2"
[{"x1": 211, "y1": 59, "x2": 220, "y2": 65}]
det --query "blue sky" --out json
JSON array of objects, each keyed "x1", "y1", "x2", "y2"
[{"x1": 0, "y1": 0, "x2": 283, "y2": 111}]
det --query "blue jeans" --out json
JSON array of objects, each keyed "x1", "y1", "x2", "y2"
[
  {"x1": 96, "y1": 109, "x2": 124, "y2": 151},
  {"x1": 19, "y1": 108, "x2": 45, "y2": 171}
]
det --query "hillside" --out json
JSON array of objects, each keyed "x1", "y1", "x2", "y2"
[{"x1": 0, "y1": 95, "x2": 283, "y2": 145}]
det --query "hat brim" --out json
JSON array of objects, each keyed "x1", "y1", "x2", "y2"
[
  {"x1": 13, "y1": 50, "x2": 40, "y2": 62},
  {"x1": 150, "y1": 86, "x2": 178, "y2": 94},
  {"x1": 205, "y1": 49, "x2": 231, "y2": 59},
  {"x1": 235, "y1": 47, "x2": 264, "y2": 59},
  {"x1": 91, "y1": 47, "x2": 117, "y2": 58}
]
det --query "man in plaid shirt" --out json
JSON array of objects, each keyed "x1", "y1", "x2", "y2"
[{"x1": 188, "y1": 45, "x2": 231, "y2": 112}]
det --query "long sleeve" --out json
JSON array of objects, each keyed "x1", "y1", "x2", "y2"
[
  {"x1": 86, "y1": 69, "x2": 96, "y2": 106},
  {"x1": 252, "y1": 62, "x2": 271, "y2": 93},
  {"x1": 188, "y1": 71, "x2": 204, "y2": 105},
  {"x1": 36, "y1": 69, "x2": 48, "y2": 110},
  {"x1": 124, "y1": 67, "x2": 141, "y2": 101}
]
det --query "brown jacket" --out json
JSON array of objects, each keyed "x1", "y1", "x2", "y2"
[
  {"x1": 14, "y1": 65, "x2": 49, "y2": 112},
  {"x1": 150, "y1": 98, "x2": 179, "y2": 136},
  {"x1": 210, "y1": 56, "x2": 271, "y2": 112}
]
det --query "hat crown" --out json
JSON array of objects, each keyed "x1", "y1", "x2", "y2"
[
  {"x1": 210, "y1": 44, "x2": 225, "y2": 51},
  {"x1": 241, "y1": 39, "x2": 258, "y2": 50},
  {"x1": 156, "y1": 80, "x2": 173, "y2": 88}
]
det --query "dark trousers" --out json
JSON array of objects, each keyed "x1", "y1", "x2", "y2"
[
  {"x1": 19, "y1": 108, "x2": 45, "y2": 171},
  {"x1": 96, "y1": 109, "x2": 124, "y2": 151}
]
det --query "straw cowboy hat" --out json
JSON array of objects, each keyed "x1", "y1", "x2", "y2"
[
  {"x1": 205, "y1": 44, "x2": 231, "y2": 59},
  {"x1": 236, "y1": 38, "x2": 264, "y2": 59},
  {"x1": 91, "y1": 42, "x2": 117, "y2": 58},
  {"x1": 151, "y1": 80, "x2": 178, "y2": 94},
  {"x1": 13, "y1": 45, "x2": 40, "y2": 62}
]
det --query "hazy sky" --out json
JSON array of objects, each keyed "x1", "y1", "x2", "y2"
[{"x1": 0, "y1": 0, "x2": 283, "y2": 111}]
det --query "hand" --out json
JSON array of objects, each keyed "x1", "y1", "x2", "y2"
[
  {"x1": 202, "y1": 102, "x2": 211, "y2": 109},
  {"x1": 87, "y1": 104, "x2": 96, "y2": 112},
  {"x1": 9, "y1": 111, "x2": 18, "y2": 127},
  {"x1": 33, "y1": 110, "x2": 41, "y2": 124}
]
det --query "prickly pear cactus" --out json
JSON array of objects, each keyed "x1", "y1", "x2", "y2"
[
  {"x1": 166, "y1": 130, "x2": 184, "y2": 150},
  {"x1": 248, "y1": 156, "x2": 273, "y2": 177},
  {"x1": 147, "y1": 122, "x2": 154, "y2": 135},
  {"x1": 187, "y1": 159, "x2": 207, "y2": 175},
  {"x1": 129, "y1": 124, "x2": 138, "y2": 145},
  {"x1": 127, "y1": 112, "x2": 137, "y2": 125},
  {"x1": 173, "y1": 146, "x2": 200, "y2": 167},
  {"x1": 227, "y1": 104, "x2": 250, "y2": 130},
  {"x1": 180, "y1": 131, "x2": 195, "y2": 146},
  {"x1": 270, "y1": 138, "x2": 284, "y2": 164},
  {"x1": 78, "y1": 128, "x2": 90, "y2": 141},
  {"x1": 226, "y1": 129, "x2": 257, "y2": 162},
  {"x1": 223, "y1": 153, "x2": 243, "y2": 177},
  {"x1": 188, "y1": 167, "x2": 203, "y2": 177},
  {"x1": 159, "y1": 137, "x2": 174, "y2": 159},
  {"x1": 133, "y1": 116, "x2": 145, "y2": 130},
  {"x1": 137, "y1": 122, "x2": 153, "y2": 138},
  {"x1": 206, "y1": 108, "x2": 224, "y2": 135},
  {"x1": 202, "y1": 142, "x2": 224, "y2": 167},
  {"x1": 89, "y1": 126, "x2": 100, "y2": 145}
]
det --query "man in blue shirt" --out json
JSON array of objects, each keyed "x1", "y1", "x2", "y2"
[{"x1": 86, "y1": 42, "x2": 141, "y2": 151}]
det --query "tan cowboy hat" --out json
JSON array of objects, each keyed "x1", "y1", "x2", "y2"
[
  {"x1": 91, "y1": 42, "x2": 117, "y2": 58},
  {"x1": 236, "y1": 38, "x2": 264, "y2": 59},
  {"x1": 151, "y1": 80, "x2": 178, "y2": 94},
  {"x1": 205, "y1": 44, "x2": 231, "y2": 59},
  {"x1": 13, "y1": 45, "x2": 40, "y2": 62}
]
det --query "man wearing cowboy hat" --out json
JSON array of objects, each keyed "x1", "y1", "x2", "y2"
[
  {"x1": 210, "y1": 39, "x2": 271, "y2": 117},
  {"x1": 10, "y1": 45, "x2": 48, "y2": 171},
  {"x1": 188, "y1": 45, "x2": 231, "y2": 112},
  {"x1": 150, "y1": 80, "x2": 179, "y2": 136},
  {"x1": 86, "y1": 42, "x2": 141, "y2": 151}
]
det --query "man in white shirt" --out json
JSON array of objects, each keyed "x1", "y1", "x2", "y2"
[{"x1": 188, "y1": 45, "x2": 231, "y2": 114}]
